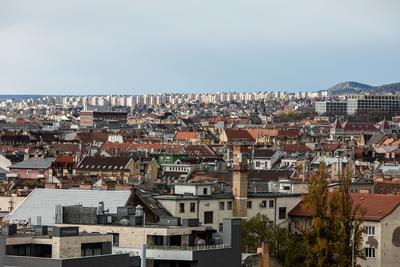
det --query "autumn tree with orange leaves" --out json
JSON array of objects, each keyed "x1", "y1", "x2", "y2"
[{"x1": 303, "y1": 163, "x2": 364, "y2": 267}]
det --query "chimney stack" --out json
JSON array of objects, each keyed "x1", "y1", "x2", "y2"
[{"x1": 232, "y1": 145, "x2": 248, "y2": 217}]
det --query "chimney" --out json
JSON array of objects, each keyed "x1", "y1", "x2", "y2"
[
  {"x1": 257, "y1": 242, "x2": 270, "y2": 267},
  {"x1": 232, "y1": 145, "x2": 248, "y2": 217}
]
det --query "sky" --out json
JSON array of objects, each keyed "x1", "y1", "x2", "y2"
[{"x1": 0, "y1": 0, "x2": 399, "y2": 95}]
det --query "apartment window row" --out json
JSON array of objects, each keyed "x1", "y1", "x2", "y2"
[
  {"x1": 219, "y1": 201, "x2": 233, "y2": 211},
  {"x1": 168, "y1": 166, "x2": 189, "y2": 172},
  {"x1": 179, "y1": 202, "x2": 197, "y2": 213},
  {"x1": 180, "y1": 201, "x2": 233, "y2": 213},
  {"x1": 257, "y1": 200, "x2": 274, "y2": 209}
]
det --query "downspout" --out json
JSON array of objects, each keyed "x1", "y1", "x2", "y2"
[
  {"x1": 274, "y1": 196, "x2": 277, "y2": 227},
  {"x1": 197, "y1": 198, "x2": 200, "y2": 221}
]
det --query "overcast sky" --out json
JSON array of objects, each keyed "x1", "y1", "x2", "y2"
[{"x1": 0, "y1": 0, "x2": 399, "y2": 95}]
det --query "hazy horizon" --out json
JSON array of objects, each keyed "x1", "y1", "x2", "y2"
[{"x1": 1, "y1": 0, "x2": 399, "y2": 95}]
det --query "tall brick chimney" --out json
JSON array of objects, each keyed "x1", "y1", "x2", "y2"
[
  {"x1": 232, "y1": 145, "x2": 248, "y2": 217},
  {"x1": 257, "y1": 242, "x2": 270, "y2": 267}
]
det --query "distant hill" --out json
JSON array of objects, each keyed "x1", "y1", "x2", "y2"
[
  {"x1": 372, "y1": 83, "x2": 400, "y2": 94},
  {"x1": 325, "y1": 81, "x2": 400, "y2": 95}
]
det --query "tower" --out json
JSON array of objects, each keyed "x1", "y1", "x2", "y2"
[{"x1": 232, "y1": 145, "x2": 248, "y2": 217}]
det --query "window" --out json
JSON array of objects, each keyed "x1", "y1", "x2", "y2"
[
  {"x1": 204, "y1": 211, "x2": 213, "y2": 224},
  {"x1": 227, "y1": 201, "x2": 233, "y2": 210},
  {"x1": 269, "y1": 200, "x2": 274, "y2": 208},
  {"x1": 81, "y1": 243, "x2": 103, "y2": 257},
  {"x1": 179, "y1": 203, "x2": 185, "y2": 213},
  {"x1": 203, "y1": 188, "x2": 208, "y2": 195},
  {"x1": 247, "y1": 201, "x2": 252, "y2": 209},
  {"x1": 108, "y1": 233, "x2": 119, "y2": 247},
  {"x1": 261, "y1": 200, "x2": 267, "y2": 208},
  {"x1": 283, "y1": 186, "x2": 291, "y2": 191},
  {"x1": 365, "y1": 226, "x2": 375, "y2": 236},
  {"x1": 256, "y1": 161, "x2": 260, "y2": 167},
  {"x1": 279, "y1": 207, "x2": 287, "y2": 220},
  {"x1": 219, "y1": 202, "x2": 225, "y2": 211},
  {"x1": 190, "y1": 202, "x2": 196, "y2": 213},
  {"x1": 365, "y1": 248, "x2": 375, "y2": 258},
  {"x1": 26, "y1": 170, "x2": 31, "y2": 174}
]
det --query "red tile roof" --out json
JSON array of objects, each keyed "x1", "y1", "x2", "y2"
[
  {"x1": 101, "y1": 141, "x2": 132, "y2": 153},
  {"x1": 341, "y1": 121, "x2": 379, "y2": 132},
  {"x1": 77, "y1": 132, "x2": 109, "y2": 144},
  {"x1": 289, "y1": 193, "x2": 400, "y2": 221},
  {"x1": 246, "y1": 129, "x2": 278, "y2": 139},
  {"x1": 245, "y1": 128, "x2": 299, "y2": 139},
  {"x1": 282, "y1": 144, "x2": 312, "y2": 153},
  {"x1": 50, "y1": 144, "x2": 80, "y2": 154},
  {"x1": 321, "y1": 143, "x2": 340, "y2": 152},
  {"x1": 277, "y1": 129, "x2": 300, "y2": 137},
  {"x1": 174, "y1": 131, "x2": 200, "y2": 141},
  {"x1": 224, "y1": 129, "x2": 255, "y2": 141}
]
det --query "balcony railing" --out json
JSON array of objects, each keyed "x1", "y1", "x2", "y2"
[{"x1": 146, "y1": 244, "x2": 230, "y2": 251}]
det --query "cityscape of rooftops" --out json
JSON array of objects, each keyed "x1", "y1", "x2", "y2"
[{"x1": 1, "y1": 1, "x2": 400, "y2": 267}]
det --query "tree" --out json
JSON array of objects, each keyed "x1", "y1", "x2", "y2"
[
  {"x1": 241, "y1": 213, "x2": 270, "y2": 253},
  {"x1": 241, "y1": 213, "x2": 306, "y2": 266},
  {"x1": 334, "y1": 166, "x2": 364, "y2": 266},
  {"x1": 303, "y1": 163, "x2": 364, "y2": 267}
]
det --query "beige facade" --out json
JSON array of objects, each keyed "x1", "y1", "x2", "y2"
[
  {"x1": 358, "y1": 207, "x2": 400, "y2": 267},
  {"x1": 158, "y1": 197, "x2": 233, "y2": 230},
  {"x1": 6, "y1": 234, "x2": 111, "y2": 259},
  {"x1": 0, "y1": 195, "x2": 25, "y2": 213},
  {"x1": 246, "y1": 196, "x2": 302, "y2": 227},
  {"x1": 158, "y1": 194, "x2": 302, "y2": 230},
  {"x1": 290, "y1": 207, "x2": 400, "y2": 267},
  {"x1": 57, "y1": 224, "x2": 199, "y2": 248}
]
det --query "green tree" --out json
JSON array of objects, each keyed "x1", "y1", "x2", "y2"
[
  {"x1": 241, "y1": 213, "x2": 306, "y2": 266},
  {"x1": 241, "y1": 213, "x2": 270, "y2": 253}
]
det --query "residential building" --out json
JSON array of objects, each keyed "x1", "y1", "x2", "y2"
[
  {"x1": 252, "y1": 150, "x2": 283, "y2": 170},
  {"x1": 80, "y1": 110, "x2": 128, "y2": 128},
  {"x1": 0, "y1": 224, "x2": 138, "y2": 267},
  {"x1": 7, "y1": 157, "x2": 55, "y2": 180},
  {"x1": 289, "y1": 193, "x2": 400, "y2": 267}
]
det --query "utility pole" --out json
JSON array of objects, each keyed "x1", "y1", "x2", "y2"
[{"x1": 141, "y1": 212, "x2": 146, "y2": 267}]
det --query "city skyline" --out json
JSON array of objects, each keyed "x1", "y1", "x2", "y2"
[{"x1": 1, "y1": 0, "x2": 400, "y2": 95}]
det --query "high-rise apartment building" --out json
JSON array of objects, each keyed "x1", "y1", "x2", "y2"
[{"x1": 316, "y1": 95, "x2": 400, "y2": 116}]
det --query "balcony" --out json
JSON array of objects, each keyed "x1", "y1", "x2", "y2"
[
  {"x1": 6, "y1": 173, "x2": 18, "y2": 178},
  {"x1": 114, "y1": 244, "x2": 231, "y2": 261}
]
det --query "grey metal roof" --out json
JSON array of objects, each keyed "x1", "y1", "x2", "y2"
[
  {"x1": 5, "y1": 188, "x2": 131, "y2": 225},
  {"x1": 10, "y1": 157, "x2": 55, "y2": 169}
]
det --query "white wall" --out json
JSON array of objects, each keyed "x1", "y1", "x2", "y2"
[{"x1": 0, "y1": 155, "x2": 12, "y2": 172}]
